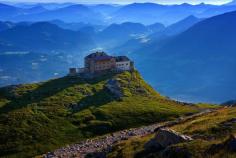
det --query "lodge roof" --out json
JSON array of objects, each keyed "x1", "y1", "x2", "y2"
[
  {"x1": 115, "y1": 56, "x2": 130, "y2": 62},
  {"x1": 94, "y1": 56, "x2": 113, "y2": 61},
  {"x1": 85, "y1": 51, "x2": 108, "y2": 59}
]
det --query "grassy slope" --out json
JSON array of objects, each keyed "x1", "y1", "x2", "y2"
[
  {"x1": 0, "y1": 71, "x2": 201, "y2": 157},
  {"x1": 108, "y1": 107, "x2": 236, "y2": 158}
]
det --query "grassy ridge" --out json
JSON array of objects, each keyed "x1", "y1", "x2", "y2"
[
  {"x1": 108, "y1": 107, "x2": 236, "y2": 158},
  {"x1": 0, "y1": 71, "x2": 200, "y2": 157}
]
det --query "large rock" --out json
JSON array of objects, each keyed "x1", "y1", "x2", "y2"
[
  {"x1": 105, "y1": 79, "x2": 123, "y2": 98},
  {"x1": 161, "y1": 146, "x2": 192, "y2": 158},
  {"x1": 227, "y1": 135, "x2": 236, "y2": 151},
  {"x1": 144, "y1": 138, "x2": 163, "y2": 151},
  {"x1": 145, "y1": 128, "x2": 193, "y2": 150},
  {"x1": 207, "y1": 134, "x2": 236, "y2": 154}
]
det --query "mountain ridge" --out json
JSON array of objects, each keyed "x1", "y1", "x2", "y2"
[
  {"x1": 132, "y1": 10, "x2": 236, "y2": 103},
  {"x1": 0, "y1": 21, "x2": 95, "y2": 53},
  {"x1": 0, "y1": 70, "x2": 202, "y2": 157}
]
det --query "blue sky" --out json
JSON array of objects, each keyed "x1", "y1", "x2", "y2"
[{"x1": 3, "y1": 0, "x2": 232, "y2": 5}]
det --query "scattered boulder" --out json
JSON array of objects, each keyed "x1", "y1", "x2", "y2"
[
  {"x1": 155, "y1": 128, "x2": 192, "y2": 147},
  {"x1": 145, "y1": 128, "x2": 193, "y2": 151},
  {"x1": 105, "y1": 79, "x2": 123, "y2": 98},
  {"x1": 144, "y1": 128, "x2": 193, "y2": 158}
]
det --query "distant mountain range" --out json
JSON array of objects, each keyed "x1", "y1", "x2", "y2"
[
  {"x1": 96, "y1": 22, "x2": 150, "y2": 49},
  {"x1": 162, "y1": 15, "x2": 202, "y2": 36},
  {"x1": 226, "y1": 0, "x2": 236, "y2": 5},
  {"x1": 13, "y1": 2, "x2": 75, "y2": 10},
  {"x1": 111, "y1": 15, "x2": 201, "y2": 55},
  {"x1": 0, "y1": 22, "x2": 95, "y2": 53},
  {"x1": 199, "y1": 4, "x2": 236, "y2": 17},
  {"x1": 0, "y1": 52, "x2": 76, "y2": 87},
  {"x1": 0, "y1": 20, "x2": 163, "y2": 86},
  {"x1": 132, "y1": 10, "x2": 236, "y2": 103},
  {"x1": 0, "y1": 2, "x2": 236, "y2": 25},
  {"x1": 0, "y1": 2, "x2": 236, "y2": 103},
  {"x1": 111, "y1": 3, "x2": 214, "y2": 25},
  {"x1": 49, "y1": 20, "x2": 106, "y2": 31},
  {"x1": 0, "y1": 20, "x2": 165, "y2": 54},
  {"x1": 0, "y1": 21, "x2": 15, "y2": 31},
  {"x1": 0, "y1": 3, "x2": 46, "y2": 20},
  {"x1": 12, "y1": 4, "x2": 104, "y2": 24}
]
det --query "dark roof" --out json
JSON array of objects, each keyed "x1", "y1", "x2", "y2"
[
  {"x1": 85, "y1": 52, "x2": 108, "y2": 59},
  {"x1": 115, "y1": 56, "x2": 130, "y2": 62},
  {"x1": 94, "y1": 56, "x2": 113, "y2": 61}
]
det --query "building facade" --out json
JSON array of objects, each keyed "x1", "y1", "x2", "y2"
[
  {"x1": 69, "y1": 52, "x2": 133, "y2": 76},
  {"x1": 84, "y1": 52, "x2": 116, "y2": 73},
  {"x1": 115, "y1": 56, "x2": 131, "y2": 71}
]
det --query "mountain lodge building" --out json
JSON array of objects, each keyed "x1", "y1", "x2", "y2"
[{"x1": 69, "y1": 52, "x2": 134, "y2": 76}]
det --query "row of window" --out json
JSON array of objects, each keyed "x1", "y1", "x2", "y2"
[
  {"x1": 95, "y1": 65, "x2": 110, "y2": 70},
  {"x1": 94, "y1": 62, "x2": 129, "y2": 70},
  {"x1": 117, "y1": 63, "x2": 129, "y2": 66}
]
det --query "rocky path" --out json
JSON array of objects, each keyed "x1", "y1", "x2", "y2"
[{"x1": 44, "y1": 109, "x2": 214, "y2": 158}]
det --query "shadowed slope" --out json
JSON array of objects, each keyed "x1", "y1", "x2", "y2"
[{"x1": 0, "y1": 71, "x2": 201, "y2": 157}]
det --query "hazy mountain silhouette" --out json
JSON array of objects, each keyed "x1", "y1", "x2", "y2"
[
  {"x1": 96, "y1": 22, "x2": 150, "y2": 49},
  {"x1": 112, "y1": 16, "x2": 200, "y2": 55},
  {"x1": 0, "y1": 3, "x2": 23, "y2": 20},
  {"x1": 0, "y1": 21, "x2": 16, "y2": 31},
  {"x1": 163, "y1": 15, "x2": 202, "y2": 35},
  {"x1": 0, "y1": 22, "x2": 95, "y2": 53},
  {"x1": 147, "y1": 23, "x2": 165, "y2": 33},
  {"x1": 111, "y1": 3, "x2": 215, "y2": 25},
  {"x1": 12, "y1": 4, "x2": 104, "y2": 24},
  {"x1": 133, "y1": 11, "x2": 236, "y2": 103},
  {"x1": 50, "y1": 20, "x2": 105, "y2": 31},
  {"x1": 0, "y1": 2, "x2": 235, "y2": 25},
  {"x1": 200, "y1": 4, "x2": 236, "y2": 17},
  {"x1": 226, "y1": 0, "x2": 236, "y2": 5}
]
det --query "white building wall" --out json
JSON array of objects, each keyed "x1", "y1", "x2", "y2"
[{"x1": 116, "y1": 61, "x2": 130, "y2": 71}]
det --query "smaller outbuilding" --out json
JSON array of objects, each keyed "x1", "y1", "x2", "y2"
[{"x1": 115, "y1": 56, "x2": 131, "y2": 71}]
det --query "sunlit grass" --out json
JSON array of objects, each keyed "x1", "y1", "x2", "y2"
[
  {"x1": 0, "y1": 71, "x2": 210, "y2": 157},
  {"x1": 108, "y1": 107, "x2": 236, "y2": 158}
]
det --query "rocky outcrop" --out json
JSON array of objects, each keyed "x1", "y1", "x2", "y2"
[
  {"x1": 44, "y1": 121, "x2": 163, "y2": 158},
  {"x1": 45, "y1": 112, "x2": 214, "y2": 158},
  {"x1": 207, "y1": 134, "x2": 236, "y2": 155},
  {"x1": 162, "y1": 146, "x2": 192, "y2": 158},
  {"x1": 227, "y1": 135, "x2": 236, "y2": 151},
  {"x1": 105, "y1": 79, "x2": 123, "y2": 98},
  {"x1": 221, "y1": 100, "x2": 236, "y2": 107},
  {"x1": 145, "y1": 128, "x2": 193, "y2": 151}
]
